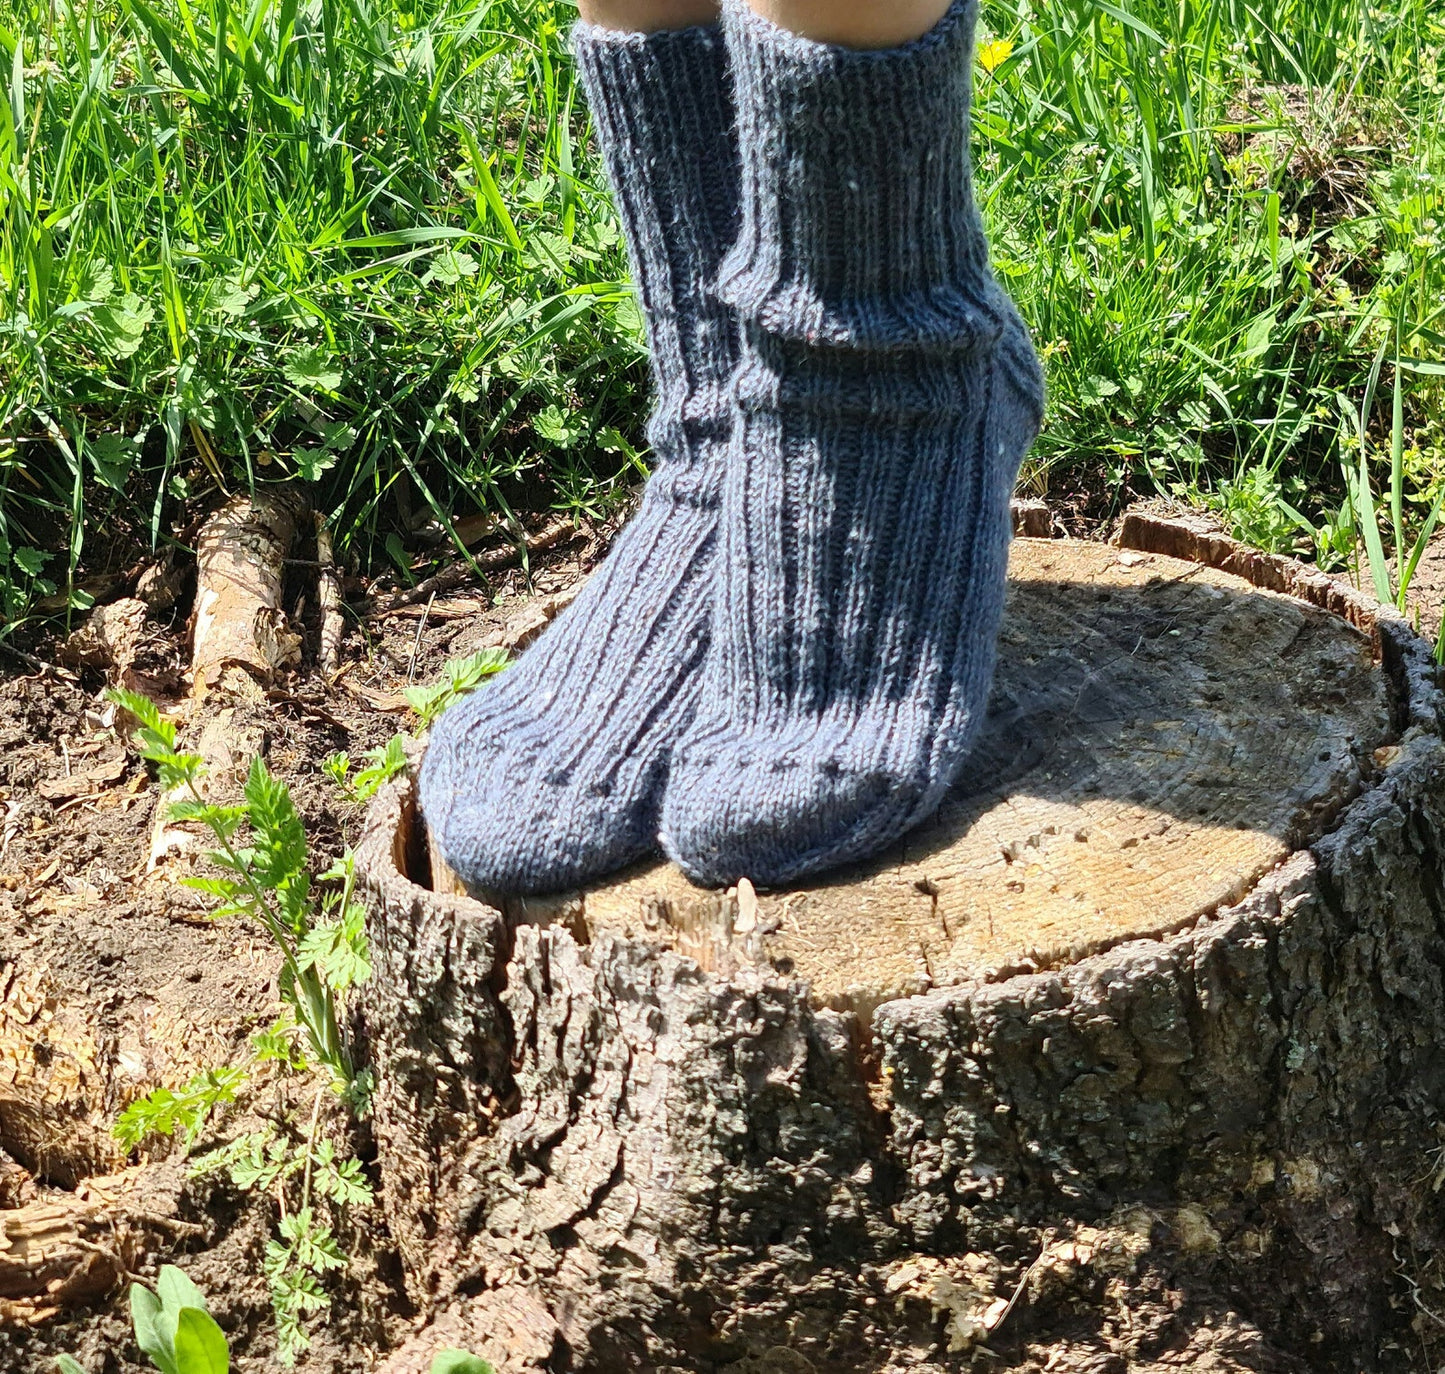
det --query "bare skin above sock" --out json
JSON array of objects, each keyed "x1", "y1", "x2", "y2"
[
  {"x1": 660, "y1": 0, "x2": 1045, "y2": 888},
  {"x1": 419, "y1": 23, "x2": 738, "y2": 895}
]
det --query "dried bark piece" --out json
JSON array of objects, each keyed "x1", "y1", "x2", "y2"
[
  {"x1": 57, "y1": 598, "x2": 148, "y2": 676},
  {"x1": 191, "y1": 487, "x2": 309, "y2": 702}
]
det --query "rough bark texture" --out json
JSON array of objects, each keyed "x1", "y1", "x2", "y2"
[
  {"x1": 152, "y1": 484, "x2": 309, "y2": 868},
  {"x1": 356, "y1": 515, "x2": 1445, "y2": 1374},
  {"x1": 190, "y1": 486, "x2": 309, "y2": 703}
]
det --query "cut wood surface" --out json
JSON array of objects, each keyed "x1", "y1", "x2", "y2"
[
  {"x1": 357, "y1": 511, "x2": 1445, "y2": 1373},
  {"x1": 513, "y1": 535, "x2": 1392, "y2": 1014}
]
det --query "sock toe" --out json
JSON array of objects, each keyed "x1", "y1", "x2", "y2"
[
  {"x1": 660, "y1": 729, "x2": 935, "y2": 887},
  {"x1": 409, "y1": 18, "x2": 738, "y2": 896},
  {"x1": 426, "y1": 742, "x2": 664, "y2": 895}
]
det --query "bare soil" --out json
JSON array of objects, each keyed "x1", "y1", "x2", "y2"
[{"x1": 0, "y1": 520, "x2": 604, "y2": 1374}]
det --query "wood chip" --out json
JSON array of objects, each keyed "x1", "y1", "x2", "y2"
[
  {"x1": 36, "y1": 757, "x2": 128, "y2": 802},
  {"x1": 342, "y1": 681, "x2": 412, "y2": 714}
]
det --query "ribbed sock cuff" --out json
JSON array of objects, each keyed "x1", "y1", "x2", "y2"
[
  {"x1": 572, "y1": 21, "x2": 740, "y2": 458},
  {"x1": 572, "y1": 21, "x2": 738, "y2": 259},
  {"x1": 718, "y1": 0, "x2": 1003, "y2": 352}
]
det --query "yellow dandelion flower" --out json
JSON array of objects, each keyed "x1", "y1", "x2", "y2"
[{"x1": 978, "y1": 38, "x2": 1014, "y2": 74}]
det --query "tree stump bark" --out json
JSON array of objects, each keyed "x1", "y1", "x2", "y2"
[{"x1": 356, "y1": 513, "x2": 1445, "y2": 1374}]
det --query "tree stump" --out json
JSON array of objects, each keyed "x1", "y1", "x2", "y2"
[{"x1": 355, "y1": 513, "x2": 1445, "y2": 1374}]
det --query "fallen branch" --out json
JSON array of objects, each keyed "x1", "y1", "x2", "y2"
[
  {"x1": 375, "y1": 517, "x2": 579, "y2": 616},
  {"x1": 191, "y1": 486, "x2": 310, "y2": 702},
  {"x1": 314, "y1": 512, "x2": 345, "y2": 678},
  {"x1": 150, "y1": 485, "x2": 308, "y2": 868}
]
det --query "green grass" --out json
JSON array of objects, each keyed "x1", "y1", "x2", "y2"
[
  {"x1": 2, "y1": 0, "x2": 1444, "y2": 630},
  {"x1": 0, "y1": 0, "x2": 641, "y2": 627},
  {"x1": 976, "y1": 0, "x2": 1445, "y2": 546}
]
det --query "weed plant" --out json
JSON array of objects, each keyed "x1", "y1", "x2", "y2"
[
  {"x1": 108, "y1": 684, "x2": 376, "y2": 1360},
  {"x1": 102, "y1": 650, "x2": 500, "y2": 1360}
]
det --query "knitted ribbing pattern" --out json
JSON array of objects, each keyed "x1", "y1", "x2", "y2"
[
  {"x1": 419, "y1": 22, "x2": 738, "y2": 895},
  {"x1": 660, "y1": 0, "x2": 1045, "y2": 888}
]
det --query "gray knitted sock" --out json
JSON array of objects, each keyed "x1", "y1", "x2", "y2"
[
  {"x1": 659, "y1": 0, "x2": 1045, "y2": 888},
  {"x1": 419, "y1": 22, "x2": 738, "y2": 894}
]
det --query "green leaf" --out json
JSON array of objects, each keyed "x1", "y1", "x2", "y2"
[
  {"x1": 1079, "y1": 374, "x2": 1120, "y2": 406},
  {"x1": 345, "y1": 734, "x2": 409, "y2": 801},
  {"x1": 447, "y1": 648, "x2": 510, "y2": 694},
  {"x1": 54, "y1": 1357, "x2": 89, "y2": 1374},
  {"x1": 87, "y1": 432, "x2": 142, "y2": 491},
  {"x1": 403, "y1": 650, "x2": 510, "y2": 729},
  {"x1": 423, "y1": 248, "x2": 480, "y2": 286},
  {"x1": 1240, "y1": 312, "x2": 1274, "y2": 362},
  {"x1": 316, "y1": 1152, "x2": 374, "y2": 1207},
  {"x1": 157, "y1": 1265, "x2": 210, "y2": 1319},
  {"x1": 106, "y1": 687, "x2": 171, "y2": 748},
  {"x1": 297, "y1": 910, "x2": 372, "y2": 992},
  {"x1": 113, "y1": 1068, "x2": 247, "y2": 1151},
  {"x1": 90, "y1": 293, "x2": 154, "y2": 359},
  {"x1": 75, "y1": 260, "x2": 116, "y2": 304},
  {"x1": 1354, "y1": 455, "x2": 1393, "y2": 606},
  {"x1": 251, "y1": 1017, "x2": 307, "y2": 1069},
  {"x1": 1088, "y1": 0, "x2": 1167, "y2": 45},
  {"x1": 448, "y1": 120, "x2": 522, "y2": 252},
  {"x1": 131, "y1": 1282, "x2": 179, "y2": 1374},
  {"x1": 13, "y1": 546, "x2": 48, "y2": 578},
  {"x1": 1397, "y1": 357, "x2": 1445, "y2": 377},
  {"x1": 292, "y1": 448, "x2": 338, "y2": 483},
  {"x1": 173, "y1": 1308, "x2": 229, "y2": 1374},
  {"x1": 208, "y1": 271, "x2": 258, "y2": 319},
  {"x1": 429, "y1": 1352, "x2": 494, "y2": 1374},
  {"x1": 533, "y1": 403, "x2": 581, "y2": 447},
  {"x1": 520, "y1": 231, "x2": 570, "y2": 276},
  {"x1": 241, "y1": 757, "x2": 309, "y2": 915},
  {"x1": 612, "y1": 293, "x2": 643, "y2": 341},
  {"x1": 281, "y1": 345, "x2": 344, "y2": 394}
]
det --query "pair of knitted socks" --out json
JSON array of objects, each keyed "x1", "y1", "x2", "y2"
[{"x1": 419, "y1": 0, "x2": 1044, "y2": 893}]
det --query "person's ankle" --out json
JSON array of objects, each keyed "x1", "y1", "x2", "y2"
[
  {"x1": 743, "y1": 0, "x2": 953, "y2": 49},
  {"x1": 575, "y1": 0, "x2": 720, "y2": 35}
]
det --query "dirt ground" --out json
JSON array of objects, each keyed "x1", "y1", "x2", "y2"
[
  {"x1": 3, "y1": 500, "x2": 1444, "y2": 1374},
  {"x1": 0, "y1": 514, "x2": 609, "y2": 1374}
]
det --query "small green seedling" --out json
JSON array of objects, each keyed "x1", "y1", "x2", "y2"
[
  {"x1": 404, "y1": 648, "x2": 511, "y2": 729},
  {"x1": 325, "y1": 649, "x2": 511, "y2": 807},
  {"x1": 430, "y1": 1351, "x2": 494, "y2": 1374},
  {"x1": 56, "y1": 1266, "x2": 229, "y2": 1374},
  {"x1": 324, "y1": 735, "x2": 409, "y2": 804}
]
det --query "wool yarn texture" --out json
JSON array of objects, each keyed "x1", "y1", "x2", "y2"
[
  {"x1": 420, "y1": 22, "x2": 739, "y2": 894},
  {"x1": 659, "y1": 0, "x2": 1045, "y2": 886}
]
